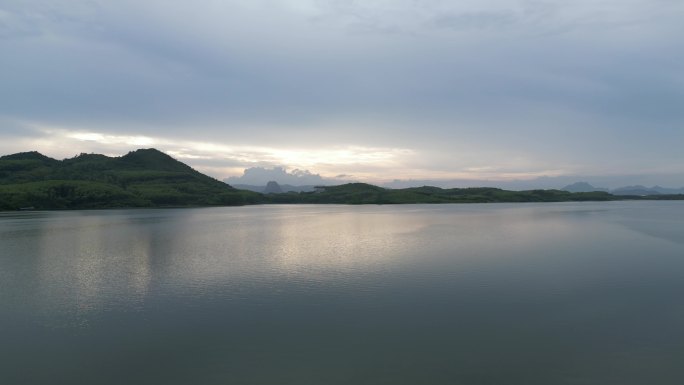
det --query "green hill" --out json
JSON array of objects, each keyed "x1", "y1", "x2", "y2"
[
  {"x1": 2, "y1": 149, "x2": 681, "y2": 210},
  {"x1": 0, "y1": 149, "x2": 261, "y2": 210},
  {"x1": 266, "y1": 183, "x2": 617, "y2": 204}
]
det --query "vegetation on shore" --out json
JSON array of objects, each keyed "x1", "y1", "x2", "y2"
[
  {"x1": 1, "y1": 149, "x2": 682, "y2": 210},
  {"x1": 268, "y1": 183, "x2": 618, "y2": 204},
  {"x1": 0, "y1": 149, "x2": 260, "y2": 210}
]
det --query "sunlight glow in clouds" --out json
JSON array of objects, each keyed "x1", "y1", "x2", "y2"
[
  {"x1": 2, "y1": 121, "x2": 627, "y2": 184},
  {"x1": 34, "y1": 127, "x2": 419, "y2": 180},
  {"x1": 26, "y1": 126, "x2": 567, "y2": 182},
  {"x1": 66, "y1": 132, "x2": 156, "y2": 147},
  {"x1": 1, "y1": 0, "x2": 683, "y2": 186}
]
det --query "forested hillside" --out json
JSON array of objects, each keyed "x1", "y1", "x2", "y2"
[
  {"x1": 0, "y1": 149, "x2": 261, "y2": 210},
  {"x1": 2, "y1": 149, "x2": 682, "y2": 211}
]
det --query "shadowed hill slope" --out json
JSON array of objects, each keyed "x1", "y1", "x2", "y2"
[{"x1": 0, "y1": 149, "x2": 261, "y2": 210}]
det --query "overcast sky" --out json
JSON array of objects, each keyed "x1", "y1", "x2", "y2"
[{"x1": 1, "y1": 0, "x2": 683, "y2": 185}]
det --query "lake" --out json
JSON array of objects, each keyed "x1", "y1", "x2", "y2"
[{"x1": 2, "y1": 202, "x2": 684, "y2": 384}]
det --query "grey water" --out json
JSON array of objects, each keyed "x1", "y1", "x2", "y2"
[{"x1": 1, "y1": 202, "x2": 684, "y2": 385}]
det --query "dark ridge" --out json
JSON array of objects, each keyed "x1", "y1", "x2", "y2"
[
  {"x1": 0, "y1": 148, "x2": 261, "y2": 210},
  {"x1": 120, "y1": 148, "x2": 191, "y2": 172},
  {"x1": 2, "y1": 149, "x2": 683, "y2": 211},
  {"x1": 0, "y1": 151, "x2": 58, "y2": 163}
]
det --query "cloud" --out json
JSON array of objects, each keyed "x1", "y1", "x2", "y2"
[
  {"x1": 225, "y1": 167, "x2": 328, "y2": 186},
  {"x1": 431, "y1": 10, "x2": 518, "y2": 31},
  {"x1": 1, "y1": 0, "x2": 683, "y2": 183},
  {"x1": 10, "y1": 125, "x2": 421, "y2": 180}
]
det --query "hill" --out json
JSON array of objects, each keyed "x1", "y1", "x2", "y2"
[
  {"x1": 2, "y1": 149, "x2": 683, "y2": 210},
  {"x1": 611, "y1": 185, "x2": 661, "y2": 196},
  {"x1": 264, "y1": 183, "x2": 620, "y2": 204},
  {"x1": 0, "y1": 149, "x2": 261, "y2": 210},
  {"x1": 562, "y1": 182, "x2": 609, "y2": 193}
]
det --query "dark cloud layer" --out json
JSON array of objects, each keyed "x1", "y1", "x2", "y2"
[{"x1": 1, "y1": 0, "x2": 683, "y2": 183}]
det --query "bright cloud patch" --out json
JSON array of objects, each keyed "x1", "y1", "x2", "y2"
[{"x1": 22, "y1": 127, "x2": 420, "y2": 181}]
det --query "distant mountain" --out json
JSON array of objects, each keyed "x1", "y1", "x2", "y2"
[
  {"x1": 232, "y1": 184, "x2": 317, "y2": 193},
  {"x1": 0, "y1": 149, "x2": 261, "y2": 210},
  {"x1": 225, "y1": 166, "x2": 330, "y2": 186},
  {"x1": 560, "y1": 182, "x2": 684, "y2": 196},
  {"x1": 650, "y1": 186, "x2": 684, "y2": 194},
  {"x1": 561, "y1": 182, "x2": 609, "y2": 193},
  {"x1": 263, "y1": 181, "x2": 283, "y2": 194},
  {"x1": 384, "y1": 175, "x2": 684, "y2": 191},
  {"x1": 2, "y1": 149, "x2": 683, "y2": 210},
  {"x1": 611, "y1": 185, "x2": 662, "y2": 196}
]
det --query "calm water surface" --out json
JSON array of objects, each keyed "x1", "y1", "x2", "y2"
[{"x1": 2, "y1": 202, "x2": 684, "y2": 384}]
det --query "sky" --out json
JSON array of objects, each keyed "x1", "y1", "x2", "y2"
[{"x1": 1, "y1": 0, "x2": 683, "y2": 187}]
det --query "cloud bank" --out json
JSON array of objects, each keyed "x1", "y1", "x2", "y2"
[
  {"x1": 1, "y1": 1, "x2": 683, "y2": 184},
  {"x1": 225, "y1": 167, "x2": 331, "y2": 186}
]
